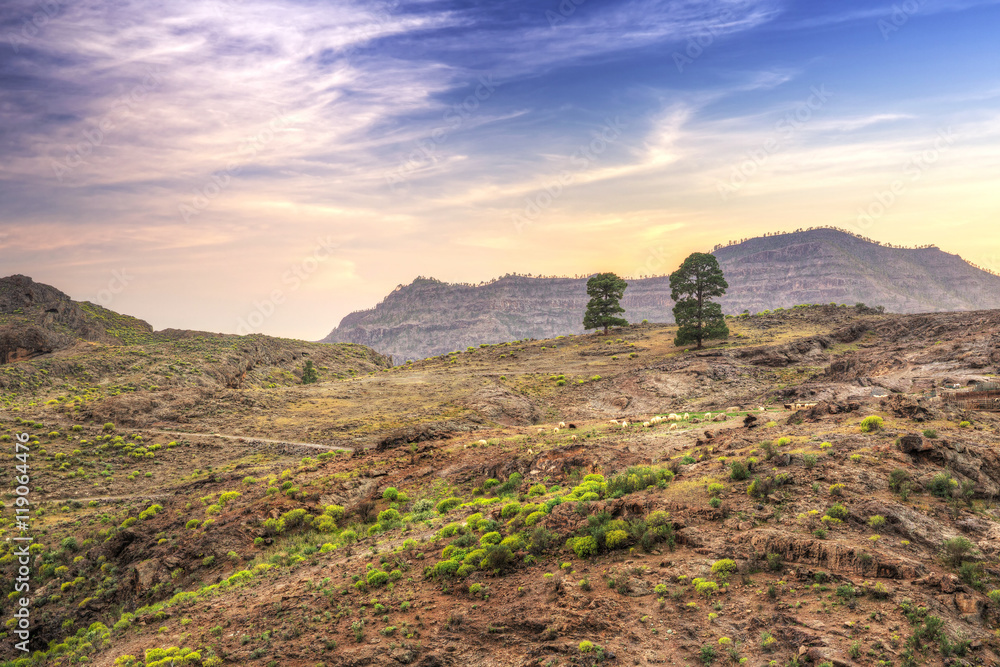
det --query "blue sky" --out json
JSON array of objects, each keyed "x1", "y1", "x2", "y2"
[{"x1": 1, "y1": 0, "x2": 998, "y2": 338}]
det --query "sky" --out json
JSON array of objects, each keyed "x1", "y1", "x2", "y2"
[{"x1": 1, "y1": 0, "x2": 998, "y2": 339}]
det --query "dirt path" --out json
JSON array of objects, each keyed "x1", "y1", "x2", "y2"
[{"x1": 146, "y1": 429, "x2": 353, "y2": 453}]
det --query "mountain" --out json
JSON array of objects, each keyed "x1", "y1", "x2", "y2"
[{"x1": 321, "y1": 228, "x2": 1000, "y2": 362}]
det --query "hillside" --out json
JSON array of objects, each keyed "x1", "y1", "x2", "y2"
[
  {"x1": 3, "y1": 302, "x2": 1000, "y2": 667},
  {"x1": 321, "y1": 229, "x2": 1000, "y2": 362}
]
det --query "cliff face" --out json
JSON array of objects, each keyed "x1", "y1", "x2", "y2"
[{"x1": 322, "y1": 229, "x2": 1000, "y2": 362}]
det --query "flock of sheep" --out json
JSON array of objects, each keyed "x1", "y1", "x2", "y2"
[{"x1": 466, "y1": 405, "x2": 790, "y2": 448}]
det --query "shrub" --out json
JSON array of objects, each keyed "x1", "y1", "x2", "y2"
[
  {"x1": 527, "y1": 483, "x2": 547, "y2": 497},
  {"x1": 922, "y1": 429, "x2": 938, "y2": 439},
  {"x1": 382, "y1": 487, "x2": 399, "y2": 501},
  {"x1": 825, "y1": 503, "x2": 849, "y2": 521},
  {"x1": 942, "y1": 536, "x2": 976, "y2": 567},
  {"x1": 700, "y1": 645, "x2": 716, "y2": 665},
  {"x1": 729, "y1": 461, "x2": 749, "y2": 481},
  {"x1": 367, "y1": 570, "x2": 389, "y2": 587},
  {"x1": 710, "y1": 559, "x2": 737, "y2": 577},
  {"x1": 888, "y1": 468, "x2": 909, "y2": 491},
  {"x1": 103, "y1": 422, "x2": 115, "y2": 432},
  {"x1": 928, "y1": 472, "x2": 956, "y2": 498},
  {"x1": 803, "y1": 454, "x2": 818, "y2": 469},
  {"x1": 695, "y1": 580, "x2": 719, "y2": 600},
  {"x1": 480, "y1": 544, "x2": 517, "y2": 573},
  {"x1": 579, "y1": 640, "x2": 595, "y2": 653},
  {"x1": 323, "y1": 504, "x2": 345, "y2": 522},
  {"x1": 524, "y1": 511, "x2": 547, "y2": 526},
  {"x1": 860, "y1": 415, "x2": 884, "y2": 433},
  {"x1": 828, "y1": 483, "x2": 845, "y2": 496},
  {"x1": 436, "y1": 497, "x2": 462, "y2": 514},
  {"x1": 605, "y1": 529, "x2": 629, "y2": 549},
  {"x1": 869, "y1": 515, "x2": 886, "y2": 530},
  {"x1": 572, "y1": 535, "x2": 598, "y2": 558},
  {"x1": 480, "y1": 532, "x2": 502, "y2": 546},
  {"x1": 501, "y1": 502, "x2": 521, "y2": 519},
  {"x1": 959, "y1": 420, "x2": 971, "y2": 428}
]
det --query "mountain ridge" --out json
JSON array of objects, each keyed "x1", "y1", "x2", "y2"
[{"x1": 322, "y1": 228, "x2": 1000, "y2": 362}]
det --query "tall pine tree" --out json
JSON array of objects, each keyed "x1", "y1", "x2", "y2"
[
  {"x1": 583, "y1": 272, "x2": 628, "y2": 334},
  {"x1": 670, "y1": 253, "x2": 729, "y2": 349}
]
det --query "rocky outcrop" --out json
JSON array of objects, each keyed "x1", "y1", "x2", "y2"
[{"x1": 323, "y1": 229, "x2": 1000, "y2": 362}]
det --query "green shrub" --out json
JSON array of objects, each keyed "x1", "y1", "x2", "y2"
[
  {"x1": 382, "y1": 487, "x2": 399, "y2": 501},
  {"x1": 501, "y1": 502, "x2": 521, "y2": 519},
  {"x1": 710, "y1": 559, "x2": 737, "y2": 577},
  {"x1": 927, "y1": 472, "x2": 956, "y2": 498},
  {"x1": 959, "y1": 420, "x2": 971, "y2": 428},
  {"x1": 436, "y1": 497, "x2": 462, "y2": 514},
  {"x1": 825, "y1": 503, "x2": 849, "y2": 521},
  {"x1": 729, "y1": 461, "x2": 749, "y2": 481},
  {"x1": 860, "y1": 415, "x2": 884, "y2": 433},
  {"x1": 480, "y1": 532, "x2": 502, "y2": 546},
  {"x1": 572, "y1": 535, "x2": 598, "y2": 558},
  {"x1": 605, "y1": 529, "x2": 629, "y2": 549},
  {"x1": 367, "y1": 570, "x2": 389, "y2": 587},
  {"x1": 942, "y1": 536, "x2": 976, "y2": 567}
]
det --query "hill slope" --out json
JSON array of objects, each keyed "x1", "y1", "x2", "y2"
[
  {"x1": 322, "y1": 229, "x2": 1000, "y2": 362},
  {"x1": 3, "y1": 305, "x2": 1000, "y2": 666}
]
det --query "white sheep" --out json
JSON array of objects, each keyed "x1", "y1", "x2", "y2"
[
  {"x1": 570, "y1": 435, "x2": 577, "y2": 441},
  {"x1": 668, "y1": 413, "x2": 680, "y2": 420},
  {"x1": 537, "y1": 428, "x2": 544, "y2": 434},
  {"x1": 558, "y1": 421, "x2": 566, "y2": 428},
  {"x1": 609, "y1": 419, "x2": 619, "y2": 425},
  {"x1": 553, "y1": 427, "x2": 560, "y2": 433},
  {"x1": 643, "y1": 421, "x2": 651, "y2": 427},
  {"x1": 476, "y1": 439, "x2": 488, "y2": 446},
  {"x1": 669, "y1": 423, "x2": 678, "y2": 430},
  {"x1": 621, "y1": 421, "x2": 629, "y2": 428},
  {"x1": 704, "y1": 412, "x2": 712, "y2": 420},
  {"x1": 683, "y1": 413, "x2": 690, "y2": 420},
  {"x1": 758, "y1": 406, "x2": 765, "y2": 411}
]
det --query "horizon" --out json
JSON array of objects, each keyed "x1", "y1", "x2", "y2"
[{"x1": 2, "y1": 0, "x2": 999, "y2": 339}]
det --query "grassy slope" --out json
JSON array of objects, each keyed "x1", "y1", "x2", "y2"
[{"x1": 1, "y1": 305, "x2": 999, "y2": 666}]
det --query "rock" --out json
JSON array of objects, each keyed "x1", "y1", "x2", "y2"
[
  {"x1": 391, "y1": 648, "x2": 416, "y2": 664},
  {"x1": 940, "y1": 574, "x2": 960, "y2": 593},
  {"x1": 898, "y1": 434, "x2": 932, "y2": 454},
  {"x1": 713, "y1": 414, "x2": 728, "y2": 422},
  {"x1": 954, "y1": 593, "x2": 983, "y2": 618},
  {"x1": 726, "y1": 406, "x2": 741, "y2": 412},
  {"x1": 743, "y1": 414, "x2": 758, "y2": 428}
]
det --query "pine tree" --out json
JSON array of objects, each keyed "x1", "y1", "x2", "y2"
[
  {"x1": 670, "y1": 253, "x2": 729, "y2": 349},
  {"x1": 302, "y1": 359, "x2": 319, "y2": 384},
  {"x1": 583, "y1": 272, "x2": 629, "y2": 334}
]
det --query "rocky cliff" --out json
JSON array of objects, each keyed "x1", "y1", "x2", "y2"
[{"x1": 321, "y1": 229, "x2": 1000, "y2": 362}]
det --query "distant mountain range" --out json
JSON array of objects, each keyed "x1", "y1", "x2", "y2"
[{"x1": 321, "y1": 228, "x2": 1000, "y2": 362}]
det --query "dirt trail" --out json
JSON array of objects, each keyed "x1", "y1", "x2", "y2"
[{"x1": 146, "y1": 429, "x2": 353, "y2": 453}]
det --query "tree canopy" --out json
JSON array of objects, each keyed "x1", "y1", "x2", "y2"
[
  {"x1": 583, "y1": 272, "x2": 628, "y2": 334},
  {"x1": 670, "y1": 253, "x2": 729, "y2": 349}
]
